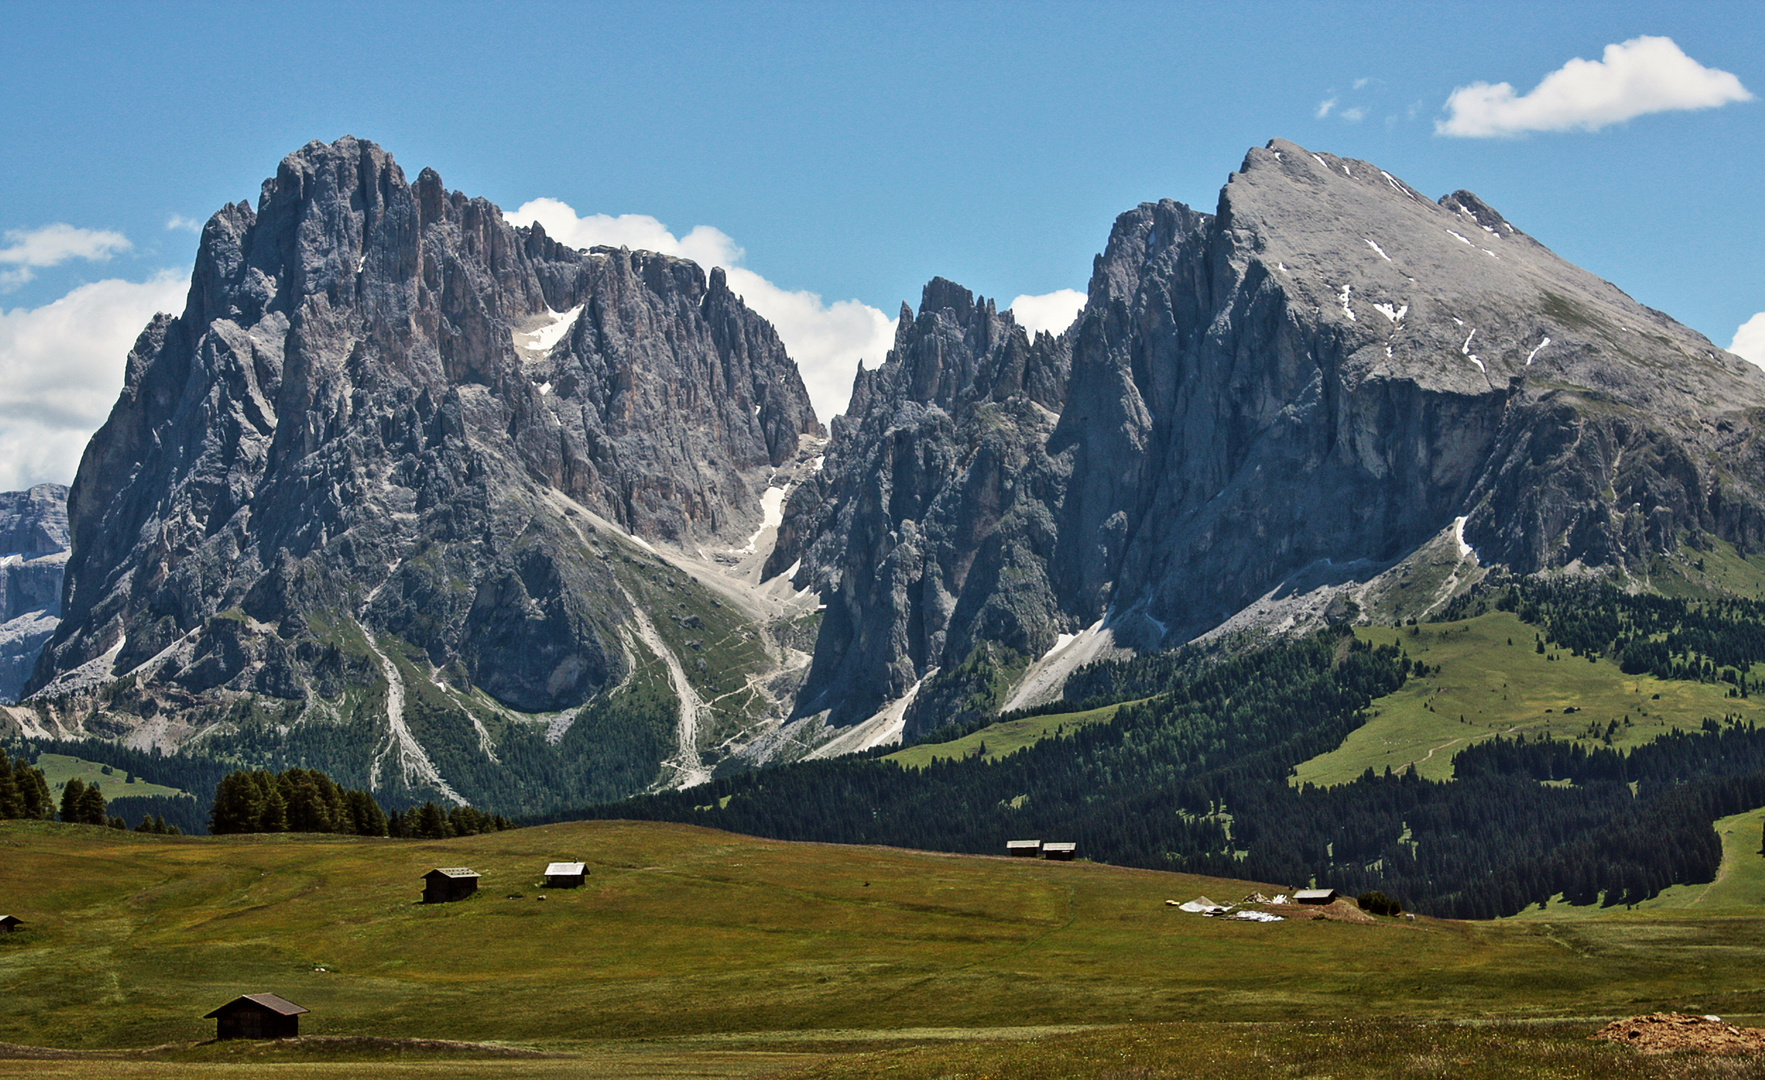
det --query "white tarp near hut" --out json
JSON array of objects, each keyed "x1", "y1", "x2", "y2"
[
  {"x1": 1231, "y1": 910, "x2": 1284, "y2": 922},
  {"x1": 1174, "y1": 895, "x2": 1231, "y2": 914}
]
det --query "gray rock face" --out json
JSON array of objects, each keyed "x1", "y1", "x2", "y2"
[
  {"x1": 21, "y1": 134, "x2": 1765, "y2": 793},
  {"x1": 1058, "y1": 140, "x2": 1765, "y2": 643},
  {"x1": 0, "y1": 484, "x2": 69, "y2": 703},
  {"x1": 773, "y1": 279, "x2": 1071, "y2": 727},
  {"x1": 28, "y1": 137, "x2": 819, "y2": 793},
  {"x1": 782, "y1": 139, "x2": 1765, "y2": 725}
]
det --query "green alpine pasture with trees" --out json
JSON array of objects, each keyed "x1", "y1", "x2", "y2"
[{"x1": 579, "y1": 580, "x2": 1765, "y2": 920}]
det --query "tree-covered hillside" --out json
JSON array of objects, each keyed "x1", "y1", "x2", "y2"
[{"x1": 575, "y1": 581, "x2": 1765, "y2": 918}]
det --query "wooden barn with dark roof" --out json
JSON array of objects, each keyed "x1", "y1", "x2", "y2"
[
  {"x1": 0, "y1": 915, "x2": 22, "y2": 933},
  {"x1": 204, "y1": 993, "x2": 308, "y2": 1039},
  {"x1": 422, "y1": 867, "x2": 480, "y2": 904}
]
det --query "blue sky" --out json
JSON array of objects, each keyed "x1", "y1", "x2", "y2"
[{"x1": 0, "y1": 0, "x2": 1760, "y2": 488}]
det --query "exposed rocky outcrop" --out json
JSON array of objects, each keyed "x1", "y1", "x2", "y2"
[
  {"x1": 772, "y1": 279, "x2": 1072, "y2": 731},
  {"x1": 19, "y1": 137, "x2": 821, "y2": 804},
  {"x1": 0, "y1": 484, "x2": 69, "y2": 703},
  {"x1": 781, "y1": 139, "x2": 1765, "y2": 725},
  {"x1": 1059, "y1": 140, "x2": 1765, "y2": 645},
  {"x1": 18, "y1": 134, "x2": 1765, "y2": 799}
]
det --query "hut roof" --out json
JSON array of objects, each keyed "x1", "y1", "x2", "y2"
[
  {"x1": 204, "y1": 993, "x2": 309, "y2": 1018},
  {"x1": 425, "y1": 867, "x2": 480, "y2": 879},
  {"x1": 1005, "y1": 840, "x2": 1041, "y2": 848},
  {"x1": 1041, "y1": 842, "x2": 1077, "y2": 852},
  {"x1": 1293, "y1": 888, "x2": 1338, "y2": 902},
  {"x1": 0, "y1": 915, "x2": 21, "y2": 928},
  {"x1": 545, "y1": 862, "x2": 586, "y2": 876}
]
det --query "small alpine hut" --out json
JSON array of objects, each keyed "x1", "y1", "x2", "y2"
[
  {"x1": 1294, "y1": 888, "x2": 1339, "y2": 905},
  {"x1": 1005, "y1": 840, "x2": 1041, "y2": 858},
  {"x1": 1041, "y1": 842, "x2": 1078, "y2": 861},
  {"x1": 422, "y1": 867, "x2": 481, "y2": 904},
  {"x1": 544, "y1": 861, "x2": 587, "y2": 888},
  {"x1": 203, "y1": 993, "x2": 308, "y2": 1040},
  {"x1": 0, "y1": 915, "x2": 21, "y2": 933}
]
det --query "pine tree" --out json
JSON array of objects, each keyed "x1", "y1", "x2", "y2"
[
  {"x1": 209, "y1": 771, "x2": 264, "y2": 834},
  {"x1": 59, "y1": 777, "x2": 86, "y2": 823},
  {"x1": 0, "y1": 748, "x2": 21, "y2": 818},
  {"x1": 74, "y1": 782, "x2": 107, "y2": 826},
  {"x1": 257, "y1": 780, "x2": 289, "y2": 833},
  {"x1": 413, "y1": 802, "x2": 452, "y2": 839},
  {"x1": 344, "y1": 789, "x2": 387, "y2": 837},
  {"x1": 16, "y1": 759, "x2": 51, "y2": 819}
]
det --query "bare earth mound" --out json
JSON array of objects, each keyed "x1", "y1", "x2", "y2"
[{"x1": 1593, "y1": 1014, "x2": 1765, "y2": 1055}]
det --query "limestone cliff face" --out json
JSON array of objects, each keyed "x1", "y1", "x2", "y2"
[
  {"x1": 21, "y1": 135, "x2": 1765, "y2": 794},
  {"x1": 0, "y1": 484, "x2": 68, "y2": 703},
  {"x1": 772, "y1": 279, "x2": 1071, "y2": 726},
  {"x1": 27, "y1": 137, "x2": 820, "y2": 801},
  {"x1": 783, "y1": 139, "x2": 1765, "y2": 726},
  {"x1": 1057, "y1": 140, "x2": 1765, "y2": 643}
]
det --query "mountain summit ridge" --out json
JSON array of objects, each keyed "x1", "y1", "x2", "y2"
[
  {"x1": 775, "y1": 137, "x2": 1765, "y2": 729},
  {"x1": 13, "y1": 137, "x2": 825, "y2": 807},
  {"x1": 8, "y1": 136, "x2": 1765, "y2": 808}
]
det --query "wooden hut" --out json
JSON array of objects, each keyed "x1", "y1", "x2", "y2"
[
  {"x1": 544, "y1": 861, "x2": 587, "y2": 888},
  {"x1": 422, "y1": 867, "x2": 481, "y2": 904},
  {"x1": 1294, "y1": 888, "x2": 1339, "y2": 905},
  {"x1": 1005, "y1": 840, "x2": 1041, "y2": 857},
  {"x1": 1041, "y1": 842, "x2": 1077, "y2": 861},
  {"x1": 0, "y1": 915, "x2": 21, "y2": 933},
  {"x1": 203, "y1": 993, "x2": 308, "y2": 1039}
]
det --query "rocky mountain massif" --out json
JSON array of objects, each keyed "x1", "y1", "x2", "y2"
[
  {"x1": 9, "y1": 136, "x2": 1765, "y2": 810},
  {"x1": 8, "y1": 137, "x2": 827, "y2": 810},
  {"x1": 775, "y1": 138, "x2": 1765, "y2": 736},
  {"x1": 0, "y1": 484, "x2": 70, "y2": 704}
]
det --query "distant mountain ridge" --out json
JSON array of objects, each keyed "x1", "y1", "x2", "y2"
[
  {"x1": 8, "y1": 137, "x2": 827, "y2": 809},
  {"x1": 0, "y1": 483, "x2": 69, "y2": 703},
  {"x1": 773, "y1": 138, "x2": 1765, "y2": 733},
  {"x1": 8, "y1": 136, "x2": 1765, "y2": 812}
]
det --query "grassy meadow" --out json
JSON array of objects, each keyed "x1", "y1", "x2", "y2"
[
  {"x1": 884, "y1": 703, "x2": 1132, "y2": 769},
  {"x1": 33, "y1": 753, "x2": 188, "y2": 801},
  {"x1": 1293, "y1": 611, "x2": 1765, "y2": 786},
  {"x1": 4, "y1": 815, "x2": 1765, "y2": 1077}
]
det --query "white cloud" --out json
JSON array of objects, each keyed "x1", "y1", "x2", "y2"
[
  {"x1": 0, "y1": 272, "x2": 187, "y2": 489},
  {"x1": 1340, "y1": 106, "x2": 1367, "y2": 123},
  {"x1": 165, "y1": 214, "x2": 203, "y2": 234},
  {"x1": 503, "y1": 199, "x2": 894, "y2": 421},
  {"x1": 1315, "y1": 97, "x2": 1338, "y2": 119},
  {"x1": 0, "y1": 224, "x2": 133, "y2": 290},
  {"x1": 1008, "y1": 289, "x2": 1086, "y2": 337},
  {"x1": 1732, "y1": 312, "x2": 1765, "y2": 369},
  {"x1": 1438, "y1": 36, "x2": 1753, "y2": 137}
]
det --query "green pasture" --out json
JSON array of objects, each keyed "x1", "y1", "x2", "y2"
[
  {"x1": 4, "y1": 817, "x2": 1765, "y2": 1073},
  {"x1": 885, "y1": 703, "x2": 1132, "y2": 769},
  {"x1": 1292, "y1": 611, "x2": 1765, "y2": 786},
  {"x1": 33, "y1": 753, "x2": 187, "y2": 801}
]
